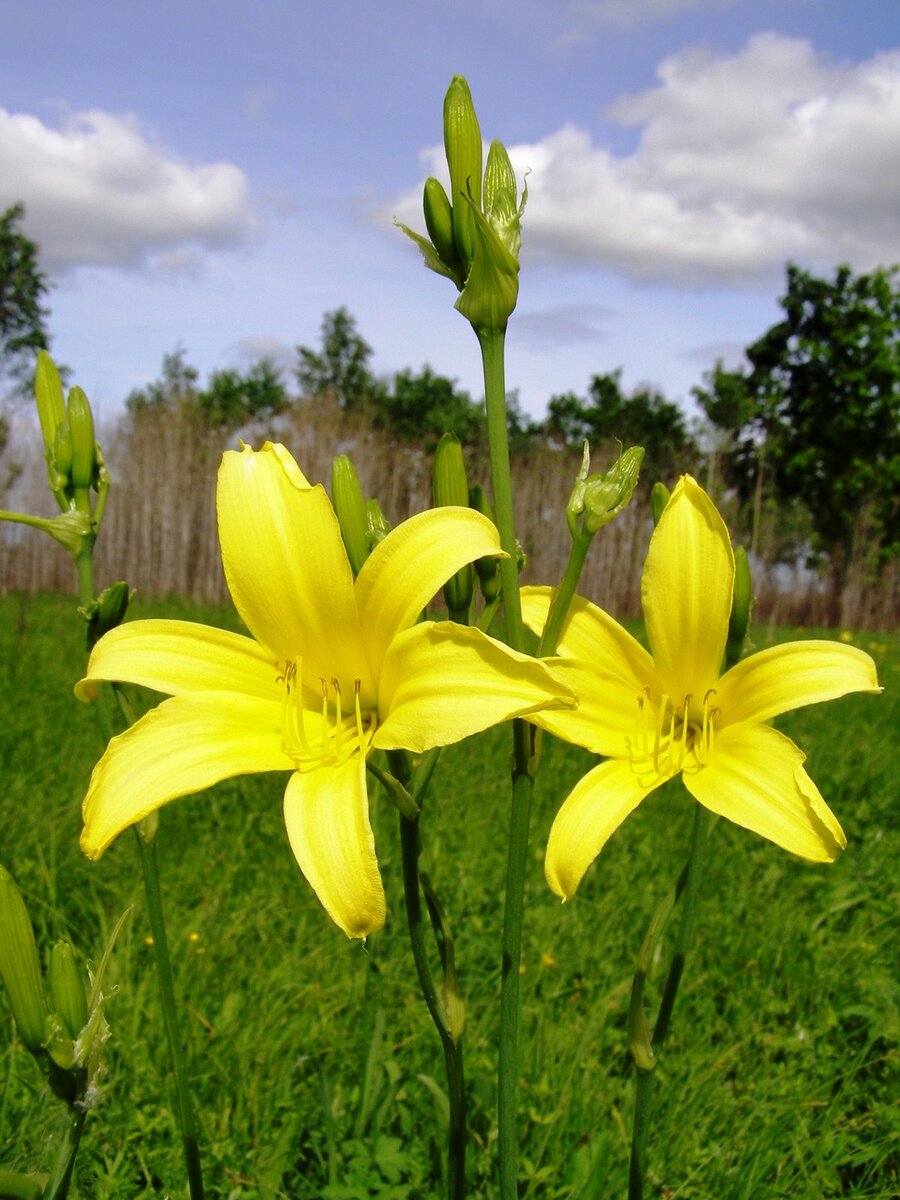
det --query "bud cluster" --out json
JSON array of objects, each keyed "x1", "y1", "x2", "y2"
[
  {"x1": 0, "y1": 865, "x2": 114, "y2": 1108},
  {"x1": 567, "y1": 443, "x2": 645, "y2": 541},
  {"x1": 398, "y1": 76, "x2": 526, "y2": 334}
]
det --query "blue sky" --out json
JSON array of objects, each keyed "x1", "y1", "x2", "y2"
[{"x1": 2, "y1": 0, "x2": 898, "y2": 421}]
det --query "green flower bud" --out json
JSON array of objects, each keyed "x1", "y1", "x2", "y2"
[
  {"x1": 423, "y1": 177, "x2": 464, "y2": 286},
  {"x1": 650, "y1": 481, "x2": 671, "y2": 526},
  {"x1": 726, "y1": 544, "x2": 753, "y2": 668},
  {"x1": 331, "y1": 455, "x2": 370, "y2": 575},
  {"x1": 83, "y1": 580, "x2": 131, "y2": 648},
  {"x1": 34, "y1": 351, "x2": 65, "y2": 456},
  {"x1": 52, "y1": 419, "x2": 73, "y2": 480},
  {"x1": 0, "y1": 866, "x2": 49, "y2": 1055},
  {"x1": 567, "y1": 444, "x2": 644, "y2": 539},
  {"x1": 49, "y1": 940, "x2": 89, "y2": 1041},
  {"x1": 433, "y1": 434, "x2": 474, "y2": 616},
  {"x1": 468, "y1": 484, "x2": 501, "y2": 602},
  {"x1": 443, "y1": 75, "x2": 482, "y2": 271},
  {"x1": 366, "y1": 498, "x2": 390, "y2": 548},
  {"x1": 432, "y1": 432, "x2": 469, "y2": 508},
  {"x1": 483, "y1": 140, "x2": 523, "y2": 262},
  {"x1": 66, "y1": 386, "x2": 96, "y2": 492},
  {"x1": 581, "y1": 445, "x2": 644, "y2": 535}
]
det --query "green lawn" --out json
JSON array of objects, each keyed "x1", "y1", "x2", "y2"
[{"x1": 1, "y1": 593, "x2": 897, "y2": 1198}]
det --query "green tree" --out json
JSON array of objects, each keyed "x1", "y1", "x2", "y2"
[
  {"x1": 546, "y1": 370, "x2": 696, "y2": 479},
  {"x1": 0, "y1": 203, "x2": 51, "y2": 397},
  {"x1": 125, "y1": 347, "x2": 200, "y2": 415},
  {"x1": 295, "y1": 308, "x2": 384, "y2": 411},
  {"x1": 375, "y1": 365, "x2": 483, "y2": 445},
  {"x1": 727, "y1": 264, "x2": 899, "y2": 597},
  {"x1": 197, "y1": 359, "x2": 286, "y2": 427}
]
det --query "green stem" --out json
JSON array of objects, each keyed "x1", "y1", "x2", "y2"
[
  {"x1": 628, "y1": 803, "x2": 712, "y2": 1200},
  {"x1": 398, "y1": 807, "x2": 467, "y2": 1200},
  {"x1": 477, "y1": 326, "x2": 533, "y2": 1200},
  {"x1": 41, "y1": 1103, "x2": 86, "y2": 1200},
  {"x1": 75, "y1": 547, "x2": 205, "y2": 1200},
  {"x1": 133, "y1": 830, "x2": 206, "y2": 1200},
  {"x1": 477, "y1": 329, "x2": 523, "y2": 651},
  {"x1": 536, "y1": 533, "x2": 592, "y2": 658}
]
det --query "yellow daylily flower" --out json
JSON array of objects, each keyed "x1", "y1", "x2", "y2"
[
  {"x1": 521, "y1": 475, "x2": 881, "y2": 901},
  {"x1": 78, "y1": 442, "x2": 573, "y2": 938}
]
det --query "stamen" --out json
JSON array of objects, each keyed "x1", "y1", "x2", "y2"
[{"x1": 331, "y1": 679, "x2": 343, "y2": 756}]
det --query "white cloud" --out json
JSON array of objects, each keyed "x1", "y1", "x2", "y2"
[
  {"x1": 0, "y1": 107, "x2": 257, "y2": 274},
  {"x1": 393, "y1": 35, "x2": 900, "y2": 287}
]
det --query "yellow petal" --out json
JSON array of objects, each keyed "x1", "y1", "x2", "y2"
[
  {"x1": 282, "y1": 753, "x2": 385, "y2": 939},
  {"x1": 355, "y1": 507, "x2": 503, "y2": 673},
  {"x1": 75, "y1": 619, "x2": 280, "y2": 702},
  {"x1": 81, "y1": 694, "x2": 293, "y2": 859},
  {"x1": 545, "y1": 758, "x2": 663, "y2": 900},
  {"x1": 520, "y1": 586, "x2": 657, "y2": 685},
  {"x1": 372, "y1": 621, "x2": 574, "y2": 755},
  {"x1": 716, "y1": 640, "x2": 881, "y2": 726},
  {"x1": 217, "y1": 443, "x2": 373, "y2": 699},
  {"x1": 642, "y1": 475, "x2": 733, "y2": 702},
  {"x1": 683, "y1": 724, "x2": 845, "y2": 862},
  {"x1": 525, "y1": 659, "x2": 650, "y2": 757}
]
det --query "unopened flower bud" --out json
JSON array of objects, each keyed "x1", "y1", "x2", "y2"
[
  {"x1": 66, "y1": 386, "x2": 96, "y2": 493},
  {"x1": 423, "y1": 177, "x2": 464, "y2": 285},
  {"x1": 443, "y1": 75, "x2": 482, "y2": 271},
  {"x1": 483, "y1": 140, "x2": 522, "y2": 262},
  {"x1": 331, "y1": 455, "x2": 370, "y2": 575},
  {"x1": 366, "y1": 498, "x2": 390, "y2": 548},
  {"x1": 433, "y1": 433, "x2": 474, "y2": 616},
  {"x1": 468, "y1": 484, "x2": 501, "y2": 602},
  {"x1": 34, "y1": 351, "x2": 65, "y2": 457},
  {"x1": 568, "y1": 444, "x2": 644, "y2": 539},
  {"x1": 49, "y1": 940, "x2": 89, "y2": 1041},
  {"x1": 726, "y1": 545, "x2": 752, "y2": 667},
  {"x1": 0, "y1": 866, "x2": 49, "y2": 1055},
  {"x1": 433, "y1": 432, "x2": 469, "y2": 508},
  {"x1": 581, "y1": 446, "x2": 643, "y2": 534},
  {"x1": 52, "y1": 420, "x2": 73, "y2": 480},
  {"x1": 650, "y1": 482, "x2": 671, "y2": 526}
]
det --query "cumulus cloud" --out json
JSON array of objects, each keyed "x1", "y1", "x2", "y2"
[
  {"x1": 0, "y1": 107, "x2": 257, "y2": 274},
  {"x1": 393, "y1": 35, "x2": 900, "y2": 287}
]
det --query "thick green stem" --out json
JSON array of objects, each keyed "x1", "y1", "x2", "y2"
[
  {"x1": 628, "y1": 803, "x2": 711, "y2": 1200},
  {"x1": 477, "y1": 329, "x2": 524, "y2": 652},
  {"x1": 134, "y1": 830, "x2": 206, "y2": 1200},
  {"x1": 41, "y1": 1104, "x2": 86, "y2": 1200},
  {"x1": 477, "y1": 326, "x2": 532, "y2": 1200}
]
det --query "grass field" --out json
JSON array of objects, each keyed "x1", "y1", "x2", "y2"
[{"x1": 0, "y1": 593, "x2": 897, "y2": 1199}]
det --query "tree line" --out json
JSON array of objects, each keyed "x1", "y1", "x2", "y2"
[{"x1": 2, "y1": 201, "x2": 897, "y2": 623}]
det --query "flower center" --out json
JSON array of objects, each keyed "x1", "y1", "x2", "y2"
[
  {"x1": 277, "y1": 659, "x2": 376, "y2": 770},
  {"x1": 626, "y1": 687, "x2": 719, "y2": 784}
]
